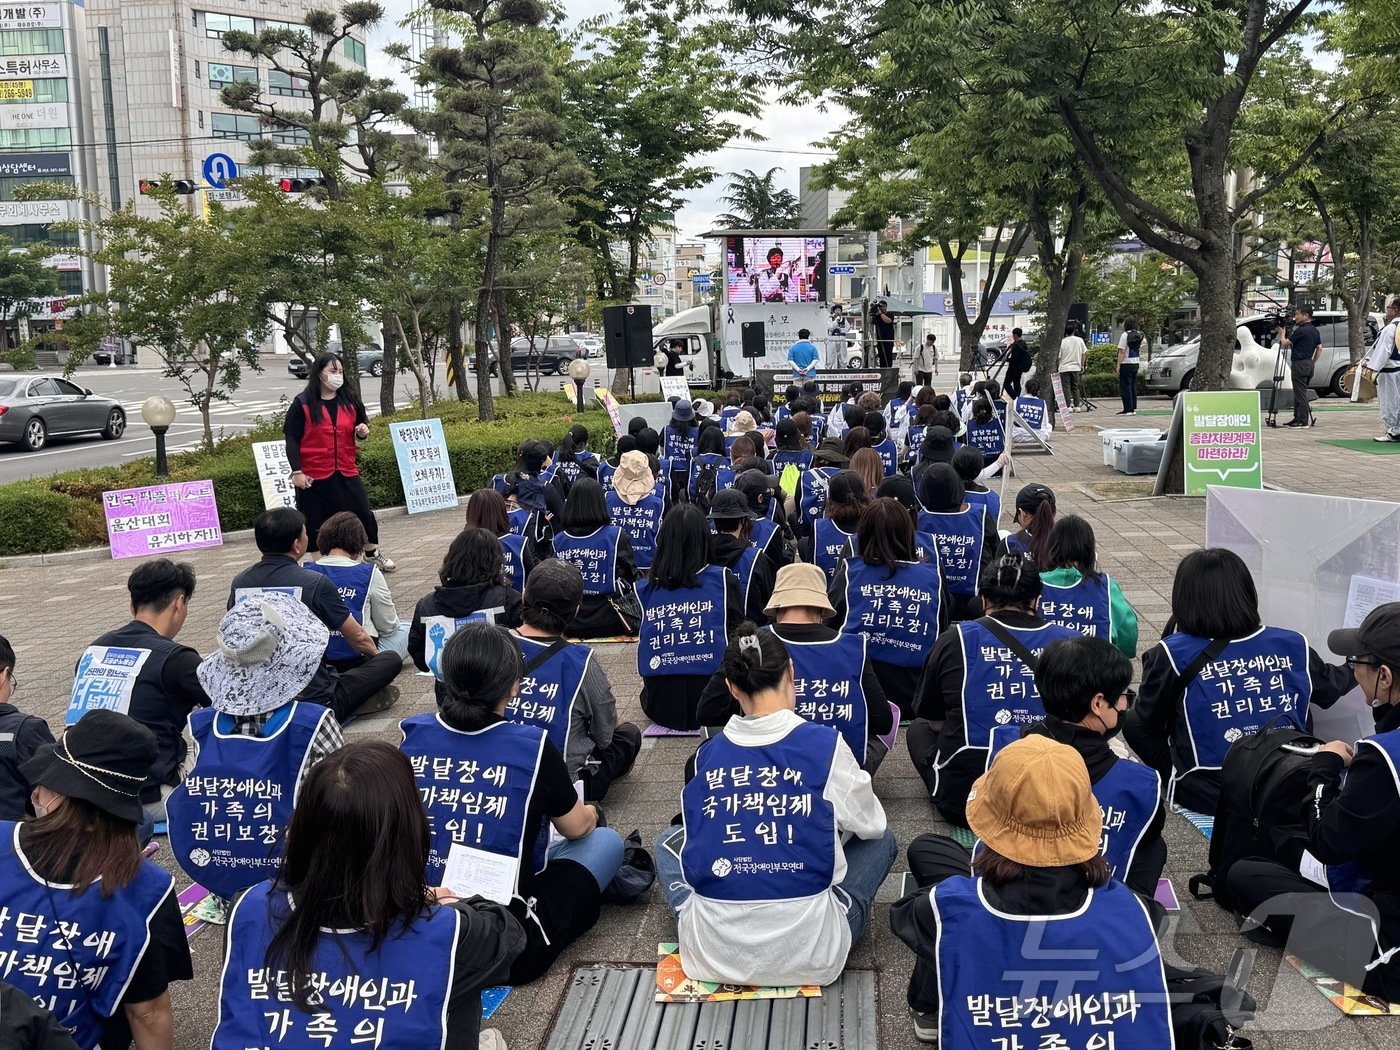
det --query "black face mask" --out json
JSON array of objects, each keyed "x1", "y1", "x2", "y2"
[{"x1": 1095, "y1": 708, "x2": 1123, "y2": 741}]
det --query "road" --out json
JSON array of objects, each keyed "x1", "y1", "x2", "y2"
[{"x1": 0, "y1": 354, "x2": 625, "y2": 485}]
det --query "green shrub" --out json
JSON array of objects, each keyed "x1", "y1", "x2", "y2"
[
  {"x1": 0, "y1": 483, "x2": 82, "y2": 555},
  {"x1": 1080, "y1": 372, "x2": 1148, "y2": 399},
  {"x1": 1084, "y1": 346, "x2": 1119, "y2": 374}
]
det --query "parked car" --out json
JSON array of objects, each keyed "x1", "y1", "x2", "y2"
[
  {"x1": 287, "y1": 346, "x2": 388, "y2": 380},
  {"x1": 1144, "y1": 311, "x2": 1378, "y2": 396},
  {"x1": 509, "y1": 336, "x2": 587, "y2": 375},
  {"x1": 0, "y1": 374, "x2": 126, "y2": 452}
]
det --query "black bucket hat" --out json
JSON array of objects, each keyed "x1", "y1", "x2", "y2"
[{"x1": 21, "y1": 709, "x2": 156, "y2": 824}]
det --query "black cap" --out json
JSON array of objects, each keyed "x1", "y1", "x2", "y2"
[
  {"x1": 524, "y1": 560, "x2": 583, "y2": 621},
  {"x1": 922, "y1": 425, "x2": 955, "y2": 463},
  {"x1": 1015, "y1": 484, "x2": 1055, "y2": 513},
  {"x1": 708, "y1": 489, "x2": 757, "y2": 520},
  {"x1": 877, "y1": 473, "x2": 917, "y2": 511},
  {"x1": 1329, "y1": 602, "x2": 1400, "y2": 670},
  {"x1": 734, "y1": 469, "x2": 778, "y2": 507},
  {"x1": 775, "y1": 417, "x2": 800, "y2": 447},
  {"x1": 863, "y1": 411, "x2": 885, "y2": 436}
]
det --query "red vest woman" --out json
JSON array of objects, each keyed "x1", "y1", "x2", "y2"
[{"x1": 283, "y1": 353, "x2": 395, "y2": 571}]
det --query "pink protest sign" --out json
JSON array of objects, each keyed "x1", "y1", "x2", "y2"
[{"x1": 102, "y1": 480, "x2": 223, "y2": 560}]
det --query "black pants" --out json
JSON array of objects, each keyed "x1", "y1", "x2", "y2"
[
  {"x1": 877, "y1": 340, "x2": 895, "y2": 369},
  {"x1": 331, "y1": 651, "x2": 402, "y2": 722},
  {"x1": 1227, "y1": 859, "x2": 1400, "y2": 1000},
  {"x1": 295, "y1": 470, "x2": 380, "y2": 549},
  {"x1": 582, "y1": 722, "x2": 643, "y2": 802},
  {"x1": 509, "y1": 859, "x2": 603, "y2": 985},
  {"x1": 1004, "y1": 369, "x2": 1025, "y2": 398},
  {"x1": 1291, "y1": 358, "x2": 1315, "y2": 423},
  {"x1": 1118, "y1": 364, "x2": 1139, "y2": 411},
  {"x1": 915, "y1": 370, "x2": 933, "y2": 386},
  {"x1": 905, "y1": 834, "x2": 973, "y2": 1012}
]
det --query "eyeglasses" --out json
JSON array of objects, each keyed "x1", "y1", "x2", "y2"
[
  {"x1": 1346, "y1": 656, "x2": 1381, "y2": 669},
  {"x1": 1117, "y1": 688, "x2": 1137, "y2": 710}
]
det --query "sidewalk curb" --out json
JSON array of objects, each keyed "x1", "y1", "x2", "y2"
[{"x1": 0, "y1": 503, "x2": 417, "y2": 568}]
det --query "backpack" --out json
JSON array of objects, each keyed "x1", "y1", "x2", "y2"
[
  {"x1": 1188, "y1": 719, "x2": 1320, "y2": 914},
  {"x1": 1126, "y1": 330, "x2": 1144, "y2": 355},
  {"x1": 692, "y1": 460, "x2": 720, "y2": 513}
]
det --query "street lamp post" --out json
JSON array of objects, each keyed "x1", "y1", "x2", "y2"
[
  {"x1": 140, "y1": 395, "x2": 176, "y2": 479},
  {"x1": 567, "y1": 357, "x2": 591, "y2": 413}
]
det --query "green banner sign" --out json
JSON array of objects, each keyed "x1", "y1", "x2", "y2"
[{"x1": 1182, "y1": 390, "x2": 1263, "y2": 495}]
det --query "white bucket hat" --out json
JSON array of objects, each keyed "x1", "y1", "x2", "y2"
[{"x1": 197, "y1": 592, "x2": 330, "y2": 716}]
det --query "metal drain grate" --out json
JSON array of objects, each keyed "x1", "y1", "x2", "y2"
[{"x1": 544, "y1": 966, "x2": 877, "y2": 1050}]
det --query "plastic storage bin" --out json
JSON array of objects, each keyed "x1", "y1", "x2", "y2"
[
  {"x1": 1100, "y1": 428, "x2": 1162, "y2": 465},
  {"x1": 1112, "y1": 436, "x2": 1166, "y2": 475}
]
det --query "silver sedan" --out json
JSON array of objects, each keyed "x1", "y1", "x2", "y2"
[{"x1": 0, "y1": 374, "x2": 127, "y2": 451}]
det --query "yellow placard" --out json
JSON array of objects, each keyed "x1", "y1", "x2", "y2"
[{"x1": 0, "y1": 81, "x2": 33, "y2": 100}]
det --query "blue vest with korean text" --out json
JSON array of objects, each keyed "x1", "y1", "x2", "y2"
[
  {"x1": 841, "y1": 557, "x2": 943, "y2": 668},
  {"x1": 664, "y1": 424, "x2": 698, "y2": 462},
  {"x1": 556, "y1": 453, "x2": 598, "y2": 489},
  {"x1": 499, "y1": 531, "x2": 529, "y2": 592},
  {"x1": 872, "y1": 437, "x2": 898, "y2": 477},
  {"x1": 905, "y1": 425, "x2": 926, "y2": 466},
  {"x1": 782, "y1": 630, "x2": 869, "y2": 764},
  {"x1": 302, "y1": 561, "x2": 374, "y2": 662},
  {"x1": 596, "y1": 460, "x2": 615, "y2": 492},
  {"x1": 963, "y1": 488, "x2": 1001, "y2": 530},
  {"x1": 956, "y1": 619, "x2": 1077, "y2": 749},
  {"x1": 1015, "y1": 395, "x2": 1047, "y2": 431},
  {"x1": 798, "y1": 467, "x2": 838, "y2": 526},
  {"x1": 507, "y1": 507, "x2": 530, "y2": 536},
  {"x1": 506, "y1": 636, "x2": 590, "y2": 757},
  {"x1": 0, "y1": 822, "x2": 172, "y2": 1050},
  {"x1": 812, "y1": 518, "x2": 853, "y2": 582},
  {"x1": 918, "y1": 507, "x2": 986, "y2": 597},
  {"x1": 931, "y1": 877, "x2": 1173, "y2": 1050},
  {"x1": 607, "y1": 491, "x2": 664, "y2": 571},
  {"x1": 681, "y1": 722, "x2": 840, "y2": 901},
  {"x1": 1038, "y1": 572, "x2": 1113, "y2": 641},
  {"x1": 1162, "y1": 627, "x2": 1312, "y2": 776},
  {"x1": 167, "y1": 704, "x2": 324, "y2": 900},
  {"x1": 688, "y1": 453, "x2": 725, "y2": 501},
  {"x1": 732, "y1": 544, "x2": 763, "y2": 615},
  {"x1": 964, "y1": 417, "x2": 1005, "y2": 458},
  {"x1": 420, "y1": 611, "x2": 492, "y2": 681},
  {"x1": 637, "y1": 565, "x2": 729, "y2": 678},
  {"x1": 771, "y1": 449, "x2": 812, "y2": 473},
  {"x1": 212, "y1": 880, "x2": 457, "y2": 1050},
  {"x1": 399, "y1": 714, "x2": 548, "y2": 889},
  {"x1": 552, "y1": 525, "x2": 622, "y2": 597}
]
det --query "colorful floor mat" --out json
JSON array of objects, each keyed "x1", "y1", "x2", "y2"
[
  {"x1": 642, "y1": 724, "x2": 703, "y2": 738},
  {"x1": 655, "y1": 943, "x2": 822, "y2": 1003},
  {"x1": 1286, "y1": 954, "x2": 1400, "y2": 1015},
  {"x1": 1172, "y1": 803, "x2": 1214, "y2": 840}
]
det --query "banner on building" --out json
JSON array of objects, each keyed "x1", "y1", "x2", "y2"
[
  {"x1": 0, "y1": 5, "x2": 61, "y2": 30},
  {"x1": 0, "y1": 198, "x2": 74, "y2": 221},
  {"x1": 102, "y1": 481, "x2": 224, "y2": 559},
  {"x1": 0, "y1": 102, "x2": 64, "y2": 131},
  {"x1": 0, "y1": 151, "x2": 68, "y2": 178},
  {"x1": 390, "y1": 418, "x2": 458, "y2": 514},
  {"x1": 0, "y1": 80, "x2": 33, "y2": 100},
  {"x1": 0, "y1": 55, "x2": 66, "y2": 80}
]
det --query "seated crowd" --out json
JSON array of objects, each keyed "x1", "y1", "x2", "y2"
[{"x1": 0, "y1": 375, "x2": 1393, "y2": 1050}]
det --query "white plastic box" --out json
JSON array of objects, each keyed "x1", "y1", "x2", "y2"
[{"x1": 1099, "y1": 428, "x2": 1162, "y2": 465}]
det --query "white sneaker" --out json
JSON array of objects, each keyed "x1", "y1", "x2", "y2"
[
  {"x1": 367, "y1": 548, "x2": 397, "y2": 573},
  {"x1": 479, "y1": 1030, "x2": 507, "y2": 1050}
]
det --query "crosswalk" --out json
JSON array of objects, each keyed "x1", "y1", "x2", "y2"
[{"x1": 116, "y1": 395, "x2": 408, "y2": 425}]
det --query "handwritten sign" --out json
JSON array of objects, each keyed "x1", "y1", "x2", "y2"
[
  {"x1": 594, "y1": 388, "x2": 625, "y2": 438},
  {"x1": 102, "y1": 481, "x2": 223, "y2": 559},
  {"x1": 659, "y1": 376, "x2": 690, "y2": 403},
  {"x1": 251, "y1": 441, "x2": 296, "y2": 510},
  {"x1": 389, "y1": 418, "x2": 458, "y2": 514}
]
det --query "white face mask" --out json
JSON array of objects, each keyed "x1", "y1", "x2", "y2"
[{"x1": 323, "y1": 372, "x2": 344, "y2": 391}]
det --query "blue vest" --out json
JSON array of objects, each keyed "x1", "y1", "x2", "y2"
[
  {"x1": 556, "y1": 452, "x2": 598, "y2": 489},
  {"x1": 841, "y1": 557, "x2": 943, "y2": 668},
  {"x1": 596, "y1": 460, "x2": 615, "y2": 492},
  {"x1": 720, "y1": 406, "x2": 740, "y2": 429},
  {"x1": 492, "y1": 472, "x2": 508, "y2": 496},
  {"x1": 499, "y1": 531, "x2": 529, "y2": 592},
  {"x1": 783, "y1": 631, "x2": 870, "y2": 763},
  {"x1": 964, "y1": 417, "x2": 1005, "y2": 458},
  {"x1": 771, "y1": 449, "x2": 812, "y2": 472},
  {"x1": 420, "y1": 610, "x2": 491, "y2": 681},
  {"x1": 688, "y1": 453, "x2": 725, "y2": 501},
  {"x1": 664, "y1": 424, "x2": 698, "y2": 462},
  {"x1": 1162, "y1": 627, "x2": 1312, "y2": 777},
  {"x1": 963, "y1": 487, "x2": 1001, "y2": 527},
  {"x1": 637, "y1": 565, "x2": 729, "y2": 677},
  {"x1": 1325, "y1": 730, "x2": 1400, "y2": 954},
  {"x1": 606, "y1": 491, "x2": 664, "y2": 570},
  {"x1": 953, "y1": 388, "x2": 972, "y2": 416},
  {"x1": 302, "y1": 561, "x2": 374, "y2": 661},
  {"x1": 904, "y1": 425, "x2": 926, "y2": 466},
  {"x1": 399, "y1": 715, "x2": 548, "y2": 889},
  {"x1": 798, "y1": 467, "x2": 839, "y2": 526},
  {"x1": 213, "y1": 881, "x2": 458, "y2": 1050},
  {"x1": 167, "y1": 704, "x2": 325, "y2": 900},
  {"x1": 931, "y1": 877, "x2": 1173, "y2": 1050},
  {"x1": 507, "y1": 636, "x2": 590, "y2": 757},
  {"x1": 681, "y1": 722, "x2": 840, "y2": 901},
  {"x1": 1039, "y1": 572, "x2": 1113, "y2": 641},
  {"x1": 812, "y1": 518, "x2": 853, "y2": 582},
  {"x1": 955, "y1": 619, "x2": 1077, "y2": 749},
  {"x1": 872, "y1": 437, "x2": 898, "y2": 477},
  {"x1": 715, "y1": 464, "x2": 739, "y2": 493},
  {"x1": 731, "y1": 544, "x2": 764, "y2": 617},
  {"x1": 0, "y1": 822, "x2": 172, "y2": 1050},
  {"x1": 1014, "y1": 395, "x2": 1047, "y2": 431},
  {"x1": 507, "y1": 507, "x2": 530, "y2": 536},
  {"x1": 918, "y1": 507, "x2": 986, "y2": 597},
  {"x1": 552, "y1": 525, "x2": 623, "y2": 597}
]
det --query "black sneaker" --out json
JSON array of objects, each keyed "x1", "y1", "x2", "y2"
[
  {"x1": 1284, "y1": 421, "x2": 1308, "y2": 428},
  {"x1": 911, "y1": 1010, "x2": 939, "y2": 1044}
]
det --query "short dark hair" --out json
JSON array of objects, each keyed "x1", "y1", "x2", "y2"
[
  {"x1": 0, "y1": 634, "x2": 14, "y2": 674},
  {"x1": 856, "y1": 498, "x2": 916, "y2": 574},
  {"x1": 798, "y1": 328, "x2": 810, "y2": 339},
  {"x1": 559, "y1": 478, "x2": 610, "y2": 534},
  {"x1": 316, "y1": 511, "x2": 368, "y2": 557},
  {"x1": 1294, "y1": 304, "x2": 1313, "y2": 318},
  {"x1": 1024, "y1": 377, "x2": 1041, "y2": 397},
  {"x1": 973, "y1": 843, "x2": 1110, "y2": 887},
  {"x1": 1170, "y1": 548, "x2": 1260, "y2": 638},
  {"x1": 1012, "y1": 328, "x2": 1023, "y2": 337},
  {"x1": 1036, "y1": 637, "x2": 1132, "y2": 722},
  {"x1": 1046, "y1": 515, "x2": 1100, "y2": 582},
  {"x1": 950, "y1": 446, "x2": 985, "y2": 484},
  {"x1": 127, "y1": 558, "x2": 196, "y2": 612},
  {"x1": 255, "y1": 507, "x2": 307, "y2": 554},
  {"x1": 464, "y1": 488, "x2": 510, "y2": 536},
  {"x1": 439, "y1": 527, "x2": 504, "y2": 588}
]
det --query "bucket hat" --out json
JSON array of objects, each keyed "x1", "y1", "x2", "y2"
[
  {"x1": 21, "y1": 710, "x2": 157, "y2": 824},
  {"x1": 197, "y1": 592, "x2": 330, "y2": 716},
  {"x1": 966, "y1": 736, "x2": 1101, "y2": 868}
]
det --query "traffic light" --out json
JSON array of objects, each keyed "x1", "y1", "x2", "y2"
[
  {"x1": 278, "y1": 177, "x2": 328, "y2": 193},
  {"x1": 138, "y1": 179, "x2": 196, "y2": 195}
]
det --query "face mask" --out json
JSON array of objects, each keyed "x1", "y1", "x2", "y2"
[
  {"x1": 324, "y1": 372, "x2": 344, "y2": 390},
  {"x1": 1095, "y1": 707, "x2": 1123, "y2": 740}
]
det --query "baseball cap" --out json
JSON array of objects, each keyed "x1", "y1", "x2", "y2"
[
  {"x1": 734, "y1": 469, "x2": 778, "y2": 506},
  {"x1": 1015, "y1": 483, "x2": 1055, "y2": 514},
  {"x1": 708, "y1": 489, "x2": 757, "y2": 521},
  {"x1": 524, "y1": 560, "x2": 583, "y2": 621},
  {"x1": 1328, "y1": 602, "x2": 1400, "y2": 670}
]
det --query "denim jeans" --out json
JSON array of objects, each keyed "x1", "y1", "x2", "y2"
[
  {"x1": 376, "y1": 622, "x2": 411, "y2": 659},
  {"x1": 654, "y1": 825, "x2": 898, "y2": 941},
  {"x1": 1118, "y1": 363, "x2": 1139, "y2": 411},
  {"x1": 548, "y1": 826, "x2": 624, "y2": 890}
]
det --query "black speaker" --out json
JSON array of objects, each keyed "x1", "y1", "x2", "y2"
[
  {"x1": 624, "y1": 306, "x2": 654, "y2": 368},
  {"x1": 1068, "y1": 302, "x2": 1088, "y2": 327},
  {"x1": 741, "y1": 321, "x2": 766, "y2": 359},
  {"x1": 603, "y1": 305, "x2": 629, "y2": 368}
]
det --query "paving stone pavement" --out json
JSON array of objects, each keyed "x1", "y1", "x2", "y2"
[{"x1": 2, "y1": 395, "x2": 1397, "y2": 1049}]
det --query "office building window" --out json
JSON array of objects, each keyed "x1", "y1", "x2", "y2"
[
  {"x1": 268, "y1": 69, "x2": 310, "y2": 97},
  {"x1": 344, "y1": 37, "x2": 366, "y2": 65},
  {"x1": 198, "y1": 110, "x2": 204, "y2": 129},
  {"x1": 1, "y1": 223, "x2": 76, "y2": 248},
  {"x1": 0, "y1": 174, "x2": 73, "y2": 201},
  {"x1": 270, "y1": 126, "x2": 309, "y2": 146},
  {"x1": 208, "y1": 62, "x2": 258, "y2": 89},
  {"x1": 204, "y1": 12, "x2": 255, "y2": 38},
  {"x1": 261, "y1": 18, "x2": 300, "y2": 34},
  {"x1": 0, "y1": 126, "x2": 70, "y2": 149},
  {"x1": 0, "y1": 29, "x2": 65, "y2": 56},
  {"x1": 0, "y1": 77, "x2": 66, "y2": 104},
  {"x1": 194, "y1": 60, "x2": 200, "y2": 79},
  {"x1": 210, "y1": 112, "x2": 262, "y2": 140},
  {"x1": 57, "y1": 270, "x2": 82, "y2": 296}
]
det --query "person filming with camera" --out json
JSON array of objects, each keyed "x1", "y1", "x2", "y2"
[{"x1": 1277, "y1": 305, "x2": 1321, "y2": 428}]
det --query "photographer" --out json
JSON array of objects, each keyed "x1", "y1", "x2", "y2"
[
  {"x1": 872, "y1": 300, "x2": 896, "y2": 369},
  {"x1": 1277, "y1": 305, "x2": 1321, "y2": 428}
]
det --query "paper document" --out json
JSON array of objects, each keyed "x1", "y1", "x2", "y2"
[{"x1": 442, "y1": 844, "x2": 519, "y2": 905}]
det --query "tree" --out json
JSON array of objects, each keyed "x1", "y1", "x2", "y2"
[
  {"x1": 45, "y1": 186, "x2": 268, "y2": 448},
  {"x1": 715, "y1": 168, "x2": 801, "y2": 229},
  {"x1": 1096, "y1": 255, "x2": 1197, "y2": 349},
  {"x1": 0, "y1": 236, "x2": 58, "y2": 357}
]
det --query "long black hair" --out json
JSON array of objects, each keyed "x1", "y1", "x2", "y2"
[
  {"x1": 649, "y1": 503, "x2": 710, "y2": 589},
  {"x1": 300, "y1": 353, "x2": 362, "y2": 423},
  {"x1": 267, "y1": 742, "x2": 433, "y2": 1010},
  {"x1": 560, "y1": 478, "x2": 610, "y2": 533},
  {"x1": 721, "y1": 621, "x2": 790, "y2": 698},
  {"x1": 440, "y1": 621, "x2": 525, "y2": 731},
  {"x1": 696, "y1": 425, "x2": 725, "y2": 456}
]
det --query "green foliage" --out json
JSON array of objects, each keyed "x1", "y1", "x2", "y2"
[
  {"x1": 715, "y1": 168, "x2": 801, "y2": 229},
  {"x1": 0, "y1": 393, "x2": 615, "y2": 555},
  {"x1": 1083, "y1": 346, "x2": 1119, "y2": 374},
  {"x1": 0, "y1": 234, "x2": 58, "y2": 354},
  {"x1": 1080, "y1": 373, "x2": 1147, "y2": 399}
]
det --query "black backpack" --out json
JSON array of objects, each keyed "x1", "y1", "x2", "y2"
[
  {"x1": 692, "y1": 460, "x2": 720, "y2": 513},
  {"x1": 1126, "y1": 329, "x2": 1144, "y2": 354},
  {"x1": 1189, "y1": 719, "x2": 1320, "y2": 913}
]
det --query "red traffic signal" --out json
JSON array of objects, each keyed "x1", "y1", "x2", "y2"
[
  {"x1": 138, "y1": 179, "x2": 196, "y2": 195},
  {"x1": 278, "y1": 177, "x2": 328, "y2": 193}
]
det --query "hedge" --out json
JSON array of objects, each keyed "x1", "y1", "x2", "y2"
[{"x1": 0, "y1": 390, "x2": 634, "y2": 556}]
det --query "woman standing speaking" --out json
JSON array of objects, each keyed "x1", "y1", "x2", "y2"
[{"x1": 283, "y1": 353, "x2": 395, "y2": 571}]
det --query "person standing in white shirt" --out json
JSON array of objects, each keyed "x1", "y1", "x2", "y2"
[
  {"x1": 1364, "y1": 295, "x2": 1400, "y2": 442},
  {"x1": 1057, "y1": 322, "x2": 1088, "y2": 411}
]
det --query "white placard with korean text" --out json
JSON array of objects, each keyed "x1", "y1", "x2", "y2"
[
  {"x1": 389, "y1": 418, "x2": 458, "y2": 514},
  {"x1": 252, "y1": 441, "x2": 297, "y2": 511},
  {"x1": 0, "y1": 54, "x2": 65, "y2": 80},
  {"x1": 0, "y1": 5, "x2": 61, "y2": 30}
]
